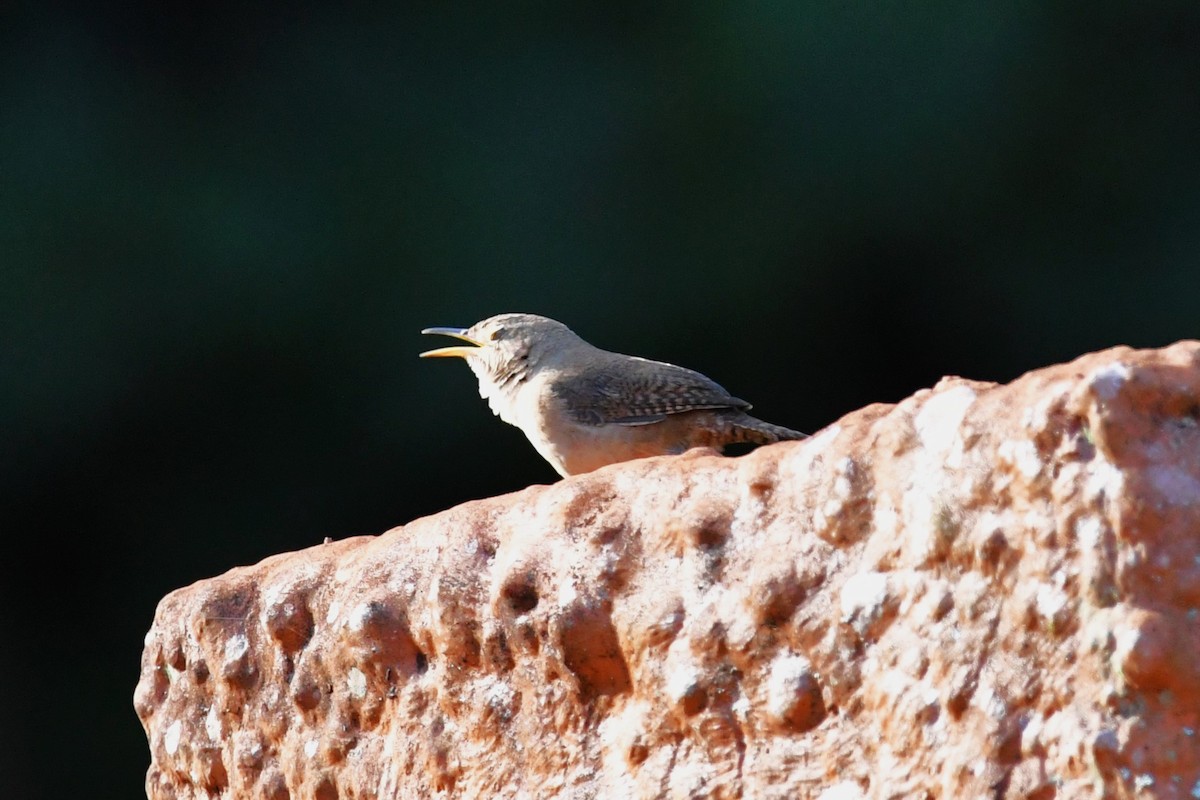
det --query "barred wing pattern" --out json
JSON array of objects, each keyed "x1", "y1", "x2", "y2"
[{"x1": 554, "y1": 356, "x2": 751, "y2": 426}]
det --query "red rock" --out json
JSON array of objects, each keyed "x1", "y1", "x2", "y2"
[{"x1": 135, "y1": 341, "x2": 1200, "y2": 799}]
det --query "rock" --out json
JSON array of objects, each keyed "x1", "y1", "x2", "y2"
[{"x1": 134, "y1": 341, "x2": 1200, "y2": 799}]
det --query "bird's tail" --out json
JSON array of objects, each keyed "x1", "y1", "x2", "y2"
[{"x1": 723, "y1": 411, "x2": 808, "y2": 446}]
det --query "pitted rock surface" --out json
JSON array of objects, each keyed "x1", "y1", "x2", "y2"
[{"x1": 135, "y1": 341, "x2": 1200, "y2": 799}]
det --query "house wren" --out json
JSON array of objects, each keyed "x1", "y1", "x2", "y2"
[{"x1": 420, "y1": 313, "x2": 807, "y2": 477}]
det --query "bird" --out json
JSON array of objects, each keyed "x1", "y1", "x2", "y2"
[{"x1": 419, "y1": 313, "x2": 807, "y2": 477}]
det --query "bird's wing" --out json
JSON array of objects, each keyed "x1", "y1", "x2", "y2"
[{"x1": 554, "y1": 356, "x2": 751, "y2": 427}]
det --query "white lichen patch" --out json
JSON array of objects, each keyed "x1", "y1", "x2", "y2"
[
  {"x1": 811, "y1": 455, "x2": 862, "y2": 539},
  {"x1": 901, "y1": 488, "x2": 935, "y2": 558},
  {"x1": 871, "y1": 501, "x2": 900, "y2": 544},
  {"x1": 223, "y1": 633, "x2": 249, "y2": 665},
  {"x1": 915, "y1": 385, "x2": 976, "y2": 458},
  {"x1": 997, "y1": 438, "x2": 1043, "y2": 480},
  {"x1": 1086, "y1": 458, "x2": 1125, "y2": 500},
  {"x1": 1075, "y1": 515, "x2": 1104, "y2": 549},
  {"x1": 347, "y1": 602, "x2": 371, "y2": 632},
  {"x1": 732, "y1": 693, "x2": 751, "y2": 721},
  {"x1": 832, "y1": 456, "x2": 856, "y2": 498},
  {"x1": 899, "y1": 386, "x2": 980, "y2": 565},
  {"x1": 972, "y1": 679, "x2": 1008, "y2": 719},
  {"x1": 765, "y1": 654, "x2": 817, "y2": 720},
  {"x1": 1036, "y1": 582, "x2": 1069, "y2": 622},
  {"x1": 484, "y1": 677, "x2": 515, "y2": 712},
  {"x1": 920, "y1": 682, "x2": 941, "y2": 714},
  {"x1": 818, "y1": 781, "x2": 866, "y2": 800},
  {"x1": 326, "y1": 600, "x2": 341, "y2": 625},
  {"x1": 164, "y1": 720, "x2": 183, "y2": 755},
  {"x1": 667, "y1": 761, "x2": 715, "y2": 798},
  {"x1": 786, "y1": 424, "x2": 840, "y2": 473},
  {"x1": 1021, "y1": 713, "x2": 1044, "y2": 755},
  {"x1": 666, "y1": 663, "x2": 702, "y2": 706},
  {"x1": 720, "y1": 588, "x2": 759, "y2": 651},
  {"x1": 598, "y1": 700, "x2": 653, "y2": 774},
  {"x1": 556, "y1": 578, "x2": 579, "y2": 608},
  {"x1": 205, "y1": 705, "x2": 222, "y2": 740},
  {"x1": 879, "y1": 667, "x2": 912, "y2": 699},
  {"x1": 954, "y1": 572, "x2": 991, "y2": 618},
  {"x1": 347, "y1": 667, "x2": 367, "y2": 699},
  {"x1": 1113, "y1": 621, "x2": 1145, "y2": 668},
  {"x1": 840, "y1": 571, "x2": 892, "y2": 635},
  {"x1": 841, "y1": 571, "x2": 890, "y2": 616},
  {"x1": 1089, "y1": 362, "x2": 1130, "y2": 401}
]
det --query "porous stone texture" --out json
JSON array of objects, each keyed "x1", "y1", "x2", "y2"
[{"x1": 135, "y1": 341, "x2": 1200, "y2": 799}]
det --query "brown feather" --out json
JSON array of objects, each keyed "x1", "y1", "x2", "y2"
[{"x1": 552, "y1": 353, "x2": 751, "y2": 426}]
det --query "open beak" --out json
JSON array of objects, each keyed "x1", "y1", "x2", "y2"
[{"x1": 419, "y1": 327, "x2": 486, "y2": 359}]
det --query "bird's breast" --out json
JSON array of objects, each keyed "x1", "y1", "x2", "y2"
[{"x1": 525, "y1": 391, "x2": 704, "y2": 477}]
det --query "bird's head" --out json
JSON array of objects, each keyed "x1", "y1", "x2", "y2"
[{"x1": 420, "y1": 313, "x2": 580, "y2": 392}]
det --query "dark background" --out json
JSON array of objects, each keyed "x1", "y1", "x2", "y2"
[{"x1": 3, "y1": 3, "x2": 1198, "y2": 797}]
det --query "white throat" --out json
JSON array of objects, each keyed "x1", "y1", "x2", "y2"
[{"x1": 468, "y1": 358, "x2": 527, "y2": 428}]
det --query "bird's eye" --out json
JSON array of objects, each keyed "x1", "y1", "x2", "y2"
[{"x1": 490, "y1": 327, "x2": 507, "y2": 341}]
